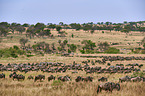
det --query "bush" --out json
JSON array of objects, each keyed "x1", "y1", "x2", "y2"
[
  {"x1": 13, "y1": 45, "x2": 19, "y2": 50},
  {"x1": 141, "y1": 50, "x2": 145, "y2": 54},
  {"x1": 26, "y1": 55, "x2": 35, "y2": 57},
  {"x1": 104, "y1": 47, "x2": 120, "y2": 54},
  {"x1": 51, "y1": 80, "x2": 62, "y2": 86},
  {"x1": 68, "y1": 49, "x2": 71, "y2": 53},
  {"x1": 86, "y1": 49, "x2": 94, "y2": 54},
  {"x1": 80, "y1": 50, "x2": 85, "y2": 54},
  {"x1": 0, "y1": 46, "x2": 26, "y2": 58}
]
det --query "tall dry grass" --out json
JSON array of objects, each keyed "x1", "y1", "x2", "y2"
[
  {"x1": 0, "y1": 78, "x2": 145, "y2": 96},
  {"x1": 0, "y1": 70, "x2": 145, "y2": 96}
]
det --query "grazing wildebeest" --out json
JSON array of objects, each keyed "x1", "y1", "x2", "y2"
[
  {"x1": 131, "y1": 77, "x2": 142, "y2": 82},
  {"x1": 82, "y1": 76, "x2": 93, "y2": 82},
  {"x1": 75, "y1": 76, "x2": 83, "y2": 82},
  {"x1": 9, "y1": 72, "x2": 17, "y2": 78},
  {"x1": 34, "y1": 75, "x2": 45, "y2": 82},
  {"x1": 98, "y1": 77, "x2": 108, "y2": 82},
  {"x1": 27, "y1": 75, "x2": 34, "y2": 80},
  {"x1": 97, "y1": 82, "x2": 120, "y2": 93},
  {"x1": 13, "y1": 74, "x2": 25, "y2": 81},
  {"x1": 58, "y1": 75, "x2": 71, "y2": 82},
  {"x1": 119, "y1": 76, "x2": 131, "y2": 82},
  {"x1": 48, "y1": 75, "x2": 55, "y2": 81},
  {"x1": 0, "y1": 73, "x2": 5, "y2": 78}
]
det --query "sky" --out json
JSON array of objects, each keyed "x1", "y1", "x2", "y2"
[{"x1": 0, "y1": 0, "x2": 145, "y2": 24}]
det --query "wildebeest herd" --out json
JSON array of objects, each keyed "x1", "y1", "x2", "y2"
[{"x1": 0, "y1": 56, "x2": 145, "y2": 93}]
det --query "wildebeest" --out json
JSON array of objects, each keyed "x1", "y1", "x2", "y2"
[
  {"x1": 97, "y1": 82, "x2": 120, "y2": 93},
  {"x1": 119, "y1": 76, "x2": 131, "y2": 82},
  {"x1": 0, "y1": 73, "x2": 5, "y2": 78},
  {"x1": 34, "y1": 75, "x2": 45, "y2": 82},
  {"x1": 9, "y1": 72, "x2": 16, "y2": 78},
  {"x1": 13, "y1": 74, "x2": 25, "y2": 81},
  {"x1": 58, "y1": 75, "x2": 71, "y2": 82},
  {"x1": 27, "y1": 75, "x2": 34, "y2": 80},
  {"x1": 98, "y1": 77, "x2": 108, "y2": 82},
  {"x1": 82, "y1": 76, "x2": 93, "y2": 82},
  {"x1": 48, "y1": 75, "x2": 55, "y2": 81},
  {"x1": 130, "y1": 77, "x2": 142, "y2": 82},
  {"x1": 75, "y1": 76, "x2": 83, "y2": 82}
]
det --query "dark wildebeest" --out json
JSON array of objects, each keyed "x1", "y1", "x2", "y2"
[
  {"x1": 9, "y1": 72, "x2": 17, "y2": 78},
  {"x1": 75, "y1": 76, "x2": 83, "y2": 82},
  {"x1": 119, "y1": 76, "x2": 131, "y2": 82},
  {"x1": 97, "y1": 82, "x2": 120, "y2": 93},
  {"x1": 34, "y1": 75, "x2": 45, "y2": 82},
  {"x1": 27, "y1": 75, "x2": 34, "y2": 80},
  {"x1": 0, "y1": 73, "x2": 5, "y2": 78},
  {"x1": 82, "y1": 76, "x2": 93, "y2": 82},
  {"x1": 48, "y1": 75, "x2": 55, "y2": 81},
  {"x1": 98, "y1": 77, "x2": 108, "y2": 82},
  {"x1": 13, "y1": 74, "x2": 25, "y2": 81}
]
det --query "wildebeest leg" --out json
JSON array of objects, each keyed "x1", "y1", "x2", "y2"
[{"x1": 97, "y1": 85, "x2": 101, "y2": 93}]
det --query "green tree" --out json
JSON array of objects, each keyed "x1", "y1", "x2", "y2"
[
  {"x1": 44, "y1": 29, "x2": 51, "y2": 36},
  {"x1": 70, "y1": 23, "x2": 81, "y2": 31},
  {"x1": 81, "y1": 40, "x2": 96, "y2": 50},
  {"x1": 19, "y1": 38, "x2": 28, "y2": 47},
  {"x1": 48, "y1": 24, "x2": 56, "y2": 30},
  {"x1": 143, "y1": 43, "x2": 145, "y2": 49},
  {"x1": 22, "y1": 23, "x2": 29, "y2": 27},
  {"x1": 56, "y1": 26, "x2": 62, "y2": 32},
  {"x1": 67, "y1": 44, "x2": 77, "y2": 52},
  {"x1": 98, "y1": 42, "x2": 110, "y2": 52}
]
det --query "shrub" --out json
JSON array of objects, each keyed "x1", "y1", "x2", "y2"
[
  {"x1": 13, "y1": 45, "x2": 19, "y2": 50},
  {"x1": 51, "y1": 80, "x2": 62, "y2": 86},
  {"x1": 26, "y1": 55, "x2": 35, "y2": 57},
  {"x1": 104, "y1": 47, "x2": 120, "y2": 54},
  {"x1": 80, "y1": 50, "x2": 85, "y2": 54},
  {"x1": 141, "y1": 50, "x2": 145, "y2": 54},
  {"x1": 68, "y1": 49, "x2": 71, "y2": 53}
]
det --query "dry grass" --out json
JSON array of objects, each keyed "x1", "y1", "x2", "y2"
[
  {"x1": 0, "y1": 29, "x2": 145, "y2": 96},
  {"x1": 0, "y1": 76, "x2": 145, "y2": 96},
  {"x1": 0, "y1": 29, "x2": 145, "y2": 50}
]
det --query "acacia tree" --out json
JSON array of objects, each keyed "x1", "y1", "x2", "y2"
[
  {"x1": 67, "y1": 44, "x2": 77, "y2": 52},
  {"x1": 81, "y1": 40, "x2": 96, "y2": 50},
  {"x1": 19, "y1": 38, "x2": 28, "y2": 47},
  {"x1": 56, "y1": 26, "x2": 62, "y2": 33},
  {"x1": 98, "y1": 42, "x2": 110, "y2": 52},
  {"x1": 69, "y1": 23, "x2": 81, "y2": 31},
  {"x1": 0, "y1": 27, "x2": 8, "y2": 37}
]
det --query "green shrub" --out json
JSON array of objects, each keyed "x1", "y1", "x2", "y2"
[
  {"x1": 68, "y1": 49, "x2": 71, "y2": 53},
  {"x1": 86, "y1": 49, "x2": 94, "y2": 54},
  {"x1": 51, "y1": 80, "x2": 62, "y2": 86},
  {"x1": 26, "y1": 55, "x2": 35, "y2": 57},
  {"x1": 104, "y1": 47, "x2": 120, "y2": 54},
  {"x1": 13, "y1": 45, "x2": 19, "y2": 50},
  {"x1": 80, "y1": 50, "x2": 85, "y2": 54},
  {"x1": 142, "y1": 50, "x2": 145, "y2": 54}
]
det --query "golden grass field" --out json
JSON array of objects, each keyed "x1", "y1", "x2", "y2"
[{"x1": 0, "y1": 29, "x2": 145, "y2": 96}]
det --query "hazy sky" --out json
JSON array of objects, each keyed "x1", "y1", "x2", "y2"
[{"x1": 0, "y1": 0, "x2": 145, "y2": 24}]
